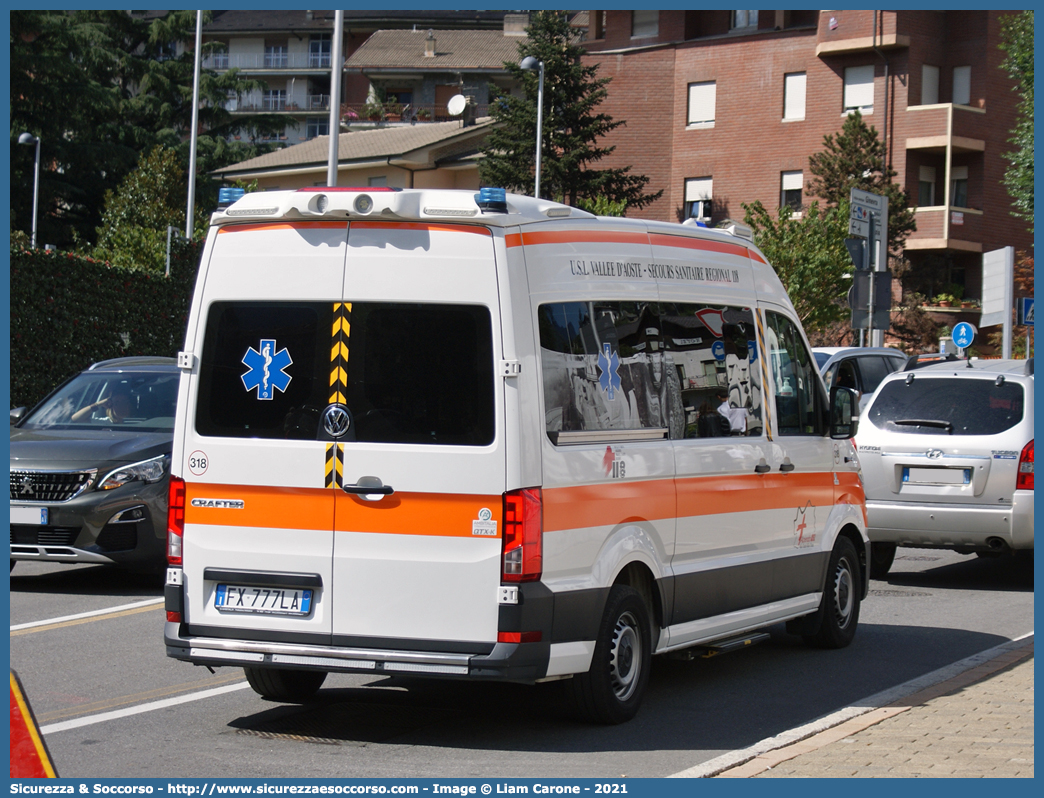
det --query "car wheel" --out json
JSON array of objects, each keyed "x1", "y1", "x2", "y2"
[
  {"x1": 869, "y1": 542, "x2": 896, "y2": 578},
  {"x1": 244, "y1": 667, "x2": 327, "y2": 702},
  {"x1": 805, "y1": 536, "x2": 861, "y2": 649},
  {"x1": 570, "y1": 585, "x2": 652, "y2": 725}
]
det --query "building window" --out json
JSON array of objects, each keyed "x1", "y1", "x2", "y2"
[
  {"x1": 918, "y1": 166, "x2": 936, "y2": 206},
  {"x1": 843, "y1": 65, "x2": 874, "y2": 114},
  {"x1": 952, "y1": 66, "x2": 971, "y2": 105},
  {"x1": 262, "y1": 89, "x2": 286, "y2": 111},
  {"x1": 783, "y1": 72, "x2": 806, "y2": 121},
  {"x1": 368, "y1": 176, "x2": 388, "y2": 187},
  {"x1": 684, "y1": 177, "x2": 713, "y2": 221},
  {"x1": 781, "y1": 171, "x2": 803, "y2": 212},
  {"x1": 264, "y1": 44, "x2": 288, "y2": 68},
  {"x1": 687, "y1": 81, "x2": 716, "y2": 127},
  {"x1": 309, "y1": 35, "x2": 331, "y2": 68},
  {"x1": 306, "y1": 117, "x2": 329, "y2": 139},
  {"x1": 921, "y1": 65, "x2": 939, "y2": 105},
  {"x1": 731, "y1": 11, "x2": 758, "y2": 29},
  {"x1": 632, "y1": 10, "x2": 659, "y2": 38},
  {"x1": 950, "y1": 166, "x2": 968, "y2": 208}
]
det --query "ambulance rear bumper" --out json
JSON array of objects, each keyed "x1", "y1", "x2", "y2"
[{"x1": 164, "y1": 622, "x2": 551, "y2": 683}]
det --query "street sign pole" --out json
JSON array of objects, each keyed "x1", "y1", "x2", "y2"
[{"x1": 867, "y1": 214, "x2": 875, "y2": 346}]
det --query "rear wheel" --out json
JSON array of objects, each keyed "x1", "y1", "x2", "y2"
[
  {"x1": 805, "y1": 536, "x2": 861, "y2": 649},
  {"x1": 244, "y1": 667, "x2": 327, "y2": 702},
  {"x1": 869, "y1": 542, "x2": 896, "y2": 578},
  {"x1": 570, "y1": 585, "x2": 652, "y2": 725}
]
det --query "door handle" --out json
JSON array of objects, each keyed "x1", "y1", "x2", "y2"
[
  {"x1": 779, "y1": 461, "x2": 796, "y2": 473},
  {"x1": 341, "y1": 476, "x2": 394, "y2": 500},
  {"x1": 754, "y1": 461, "x2": 771, "y2": 474}
]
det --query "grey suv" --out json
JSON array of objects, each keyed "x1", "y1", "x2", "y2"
[
  {"x1": 855, "y1": 357, "x2": 1034, "y2": 576},
  {"x1": 10, "y1": 357, "x2": 178, "y2": 572}
]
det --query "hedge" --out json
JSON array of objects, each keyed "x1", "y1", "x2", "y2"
[{"x1": 10, "y1": 243, "x2": 202, "y2": 410}]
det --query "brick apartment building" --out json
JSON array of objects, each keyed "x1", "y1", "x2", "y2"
[{"x1": 581, "y1": 9, "x2": 1032, "y2": 309}]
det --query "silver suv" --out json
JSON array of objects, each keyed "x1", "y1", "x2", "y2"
[{"x1": 855, "y1": 356, "x2": 1033, "y2": 576}]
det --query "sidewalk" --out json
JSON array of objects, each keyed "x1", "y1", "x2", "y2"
[
  {"x1": 671, "y1": 636, "x2": 1033, "y2": 778},
  {"x1": 728, "y1": 639, "x2": 1033, "y2": 778}
]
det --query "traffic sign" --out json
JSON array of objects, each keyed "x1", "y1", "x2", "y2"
[
  {"x1": 952, "y1": 322, "x2": 977, "y2": 349},
  {"x1": 848, "y1": 217, "x2": 870, "y2": 238},
  {"x1": 1018, "y1": 297, "x2": 1034, "y2": 326},
  {"x1": 850, "y1": 188, "x2": 887, "y2": 213}
]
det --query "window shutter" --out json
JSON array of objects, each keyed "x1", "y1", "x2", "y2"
[
  {"x1": 783, "y1": 73, "x2": 806, "y2": 120},
  {"x1": 688, "y1": 82, "x2": 717, "y2": 125},
  {"x1": 843, "y1": 65, "x2": 875, "y2": 111}
]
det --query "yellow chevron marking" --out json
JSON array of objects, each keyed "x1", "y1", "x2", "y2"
[{"x1": 330, "y1": 342, "x2": 350, "y2": 361}]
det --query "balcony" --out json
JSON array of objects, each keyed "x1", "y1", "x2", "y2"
[
  {"x1": 223, "y1": 95, "x2": 331, "y2": 113},
  {"x1": 340, "y1": 102, "x2": 490, "y2": 126},
  {"x1": 907, "y1": 207, "x2": 984, "y2": 253},
  {"x1": 815, "y1": 10, "x2": 909, "y2": 57},
  {"x1": 906, "y1": 104, "x2": 987, "y2": 155},
  {"x1": 203, "y1": 53, "x2": 333, "y2": 72}
]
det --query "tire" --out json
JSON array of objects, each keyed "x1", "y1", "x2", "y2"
[
  {"x1": 869, "y1": 542, "x2": 896, "y2": 578},
  {"x1": 244, "y1": 667, "x2": 327, "y2": 702},
  {"x1": 805, "y1": 536, "x2": 861, "y2": 649},
  {"x1": 570, "y1": 585, "x2": 652, "y2": 725},
  {"x1": 10, "y1": 560, "x2": 15, "y2": 572}
]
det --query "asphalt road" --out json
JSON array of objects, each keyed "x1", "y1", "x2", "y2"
[{"x1": 9, "y1": 548, "x2": 1034, "y2": 779}]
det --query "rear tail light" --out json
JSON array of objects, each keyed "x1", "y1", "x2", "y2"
[
  {"x1": 502, "y1": 488, "x2": 542, "y2": 582},
  {"x1": 1017, "y1": 440, "x2": 1033, "y2": 490},
  {"x1": 167, "y1": 476, "x2": 186, "y2": 565}
]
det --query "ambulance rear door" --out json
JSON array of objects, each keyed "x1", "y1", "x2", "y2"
[
  {"x1": 181, "y1": 221, "x2": 348, "y2": 639},
  {"x1": 329, "y1": 221, "x2": 507, "y2": 649}
]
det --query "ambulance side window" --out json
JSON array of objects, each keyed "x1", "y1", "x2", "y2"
[
  {"x1": 764, "y1": 311, "x2": 824, "y2": 436},
  {"x1": 196, "y1": 302, "x2": 333, "y2": 440},
  {"x1": 660, "y1": 303, "x2": 763, "y2": 439},
  {"x1": 538, "y1": 301, "x2": 683, "y2": 440}
]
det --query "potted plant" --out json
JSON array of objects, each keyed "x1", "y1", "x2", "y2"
[
  {"x1": 935, "y1": 293, "x2": 955, "y2": 307},
  {"x1": 364, "y1": 100, "x2": 384, "y2": 121},
  {"x1": 417, "y1": 108, "x2": 432, "y2": 121}
]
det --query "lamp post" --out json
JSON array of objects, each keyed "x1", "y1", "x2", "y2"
[
  {"x1": 18, "y1": 132, "x2": 40, "y2": 249},
  {"x1": 519, "y1": 56, "x2": 544, "y2": 199}
]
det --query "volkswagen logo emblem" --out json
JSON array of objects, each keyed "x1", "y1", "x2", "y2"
[
  {"x1": 926, "y1": 449, "x2": 944, "y2": 460},
  {"x1": 322, "y1": 405, "x2": 351, "y2": 438}
]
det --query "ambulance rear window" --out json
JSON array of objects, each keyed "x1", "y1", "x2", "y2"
[{"x1": 196, "y1": 301, "x2": 494, "y2": 445}]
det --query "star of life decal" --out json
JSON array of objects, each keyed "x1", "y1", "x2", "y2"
[
  {"x1": 241, "y1": 338, "x2": 293, "y2": 400},
  {"x1": 598, "y1": 343, "x2": 622, "y2": 400}
]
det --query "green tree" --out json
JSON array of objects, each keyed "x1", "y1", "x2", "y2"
[
  {"x1": 91, "y1": 146, "x2": 208, "y2": 272},
  {"x1": 742, "y1": 201, "x2": 851, "y2": 333},
  {"x1": 479, "y1": 11, "x2": 662, "y2": 211},
  {"x1": 11, "y1": 10, "x2": 284, "y2": 249},
  {"x1": 806, "y1": 110, "x2": 916, "y2": 258},
  {"x1": 999, "y1": 10, "x2": 1033, "y2": 233}
]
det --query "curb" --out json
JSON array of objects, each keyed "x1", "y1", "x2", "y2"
[{"x1": 669, "y1": 633, "x2": 1034, "y2": 779}]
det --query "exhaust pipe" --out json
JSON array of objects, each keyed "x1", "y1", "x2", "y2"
[{"x1": 986, "y1": 537, "x2": 1010, "y2": 553}]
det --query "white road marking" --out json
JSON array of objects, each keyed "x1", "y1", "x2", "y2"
[
  {"x1": 10, "y1": 598, "x2": 164, "y2": 631},
  {"x1": 669, "y1": 632, "x2": 1034, "y2": 778},
  {"x1": 40, "y1": 682, "x2": 253, "y2": 734}
]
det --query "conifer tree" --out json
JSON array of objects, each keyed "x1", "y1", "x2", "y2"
[
  {"x1": 479, "y1": 11, "x2": 662, "y2": 211},
  {"x1": 806, "y1": 110, "x2": 916, "y2": 257}
]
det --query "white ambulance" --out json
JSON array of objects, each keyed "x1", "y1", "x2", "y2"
[{"x1": 165, "y1": 187, "x2": 867, "y2": 724}]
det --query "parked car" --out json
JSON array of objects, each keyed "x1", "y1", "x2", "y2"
[
  {"x1": 10, "y1": 357, "x2": 179, "y2": 573},
  {"x1": 855, "y1": 357, "x2": 1034, "y2": 577},
  {"x1": 813, "y1": 347, "x2": 907, "y2": 412}
]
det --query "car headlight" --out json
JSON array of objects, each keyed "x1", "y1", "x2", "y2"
[{"x1": 98, "y1": 455, "x2": 170, "y2": 490}]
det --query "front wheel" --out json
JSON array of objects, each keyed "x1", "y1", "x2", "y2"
[
  {"x1": 244, "y1": 667, "x2": 327, "y2": 702},
  {"x1": 805, "y1": 536, "x2": 862, "y2": 649},
  {"x1": 869, "y1": 542, "x2": 896, "y2": 578},
  {"x1": 570, "y1": 585, "x2": 652, "y2": 725}
]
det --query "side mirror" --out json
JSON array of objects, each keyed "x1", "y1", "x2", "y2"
[
  {"x1": 829, "y1": 386, "x2": 859, "y2": 440},
  {"x1": 10, "y1": 407, "x2": 26, "y2": 425}
]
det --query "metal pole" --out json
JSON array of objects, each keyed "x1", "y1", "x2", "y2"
[
  {"x1": 534, "y1": 62, "x2": 544, "y2": 199},
  {"x1": 326, "y1": 10, "x2": 344, "y2": 187},
  {"x1": 866, "y1": 214, "x2": 874, "y2": 346},
  {"x1": 186, "y1": 11, "x2": 203, "y2": 240},
  {"x1": 31, "y1": 136, "x2": 40, "y2": 249}
]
